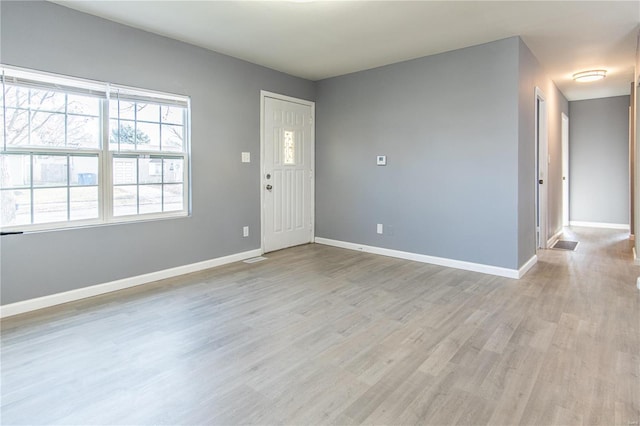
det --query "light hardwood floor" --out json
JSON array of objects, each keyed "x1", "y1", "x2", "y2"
[{"x1": 1, "y1": 227, "x2": 639, "y2": 425}]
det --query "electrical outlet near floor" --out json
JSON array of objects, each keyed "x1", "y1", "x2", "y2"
[
  {"x1": 377, "y1": 223, "x2": 383, "y2": 234},
  {"x1": 243, "y1": 226, "x2": 249, "y2": 237}
]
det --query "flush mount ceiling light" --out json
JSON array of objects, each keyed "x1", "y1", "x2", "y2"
[{"x1": 572, "y1": 70, "x2": 607, "y2": 83}]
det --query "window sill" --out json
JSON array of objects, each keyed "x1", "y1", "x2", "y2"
[{"x1": 1, "y1": 211, "x2": 190, "y2": 235}]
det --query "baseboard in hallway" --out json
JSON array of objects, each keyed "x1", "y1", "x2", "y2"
[{"x1": 569, "y1": 221, "x2": 629, "y2": 230}]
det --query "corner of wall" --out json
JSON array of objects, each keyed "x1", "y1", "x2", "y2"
[{"x1": 516, "y1": 40, "x2": 538, "y2": 268}]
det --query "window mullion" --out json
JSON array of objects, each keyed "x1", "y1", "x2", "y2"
[
  {"x1": 184, "y1": 109, "x2": 189, "y2": 214},
  {"x1": 64, "y1": 93, "x2": 68, "y2": 149},
  {"x1": 66, "y1": 154, "x2": 71, "y2": 221},
  {"x1": 64, "y1": 95, "x2": 69, "y2": 222},
  {"x1": 117, "y1": 92, "x2": 121, "y2": 153},
  {"x1": 27, "y1": 89, "x2": 32, "y2": 148},
  {"x1": 102, "y1": 150, "x2": 111, "y2": 222},
  {"x1": 134, "y1": 101, "x2": 137, "y2": 152},
  {"x1": 136, "y1": 157, "x2": 140, "y2": 215},
  {"x1": 2, "y1": 72, "x2": 6, "y2": 151},
  {"x1": 158, "y1": 106, "x2": 162, "y2": 151},
  {"x1": 101, "y1": 97, "x2": 112, "y2": 223},
  {"x1": 29, "y1": 153, "x2": 34, "y2": 225},
  {"x1": 161, "y1": 158, "x2": 165, "y2": 211}
]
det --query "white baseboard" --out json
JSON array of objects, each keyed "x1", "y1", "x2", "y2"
[
  {"x1": 547, "y1": 229, "x2": 564, "y2": 248},
  {"x1": 0, "y1": 249, "x2": 262, "y2": 319},
  {"x1": 518, "y1": 255, "x2": 538, "y2": 278},
  {"x1": 569, "y1": 221, "x2": 630, "y2": 230},
  {"x1": 314, "y1": 237, "x2": 536, "y2": 279}
]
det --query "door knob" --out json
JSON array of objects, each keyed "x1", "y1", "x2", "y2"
[{"x1": 266, "y1": 184, "x2": 273, "y2": 191}]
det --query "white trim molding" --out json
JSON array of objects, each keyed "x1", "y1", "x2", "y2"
[
  {"x1": 569, "y1": 221, "x2": 630, "y2": 230},
  {"x1": 518, "y1": 255, "x2": 538, "y2": 278},
  {"x1": 547, "y1": 228, "x2": 564, "y2": 248},
  {"x1": 314, "y1": 238, "x2": 536, "y2": 280},
  {"x1": 535, "y1": 86, "x2": 549, "y2": 250},
  {"x1": 0, "y1": 249, "x2": 262, "y2": 318}
]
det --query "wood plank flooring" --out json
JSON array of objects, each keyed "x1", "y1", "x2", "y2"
[{"x1": 1, "y1": 227, "x2": 639, "y2": 425}]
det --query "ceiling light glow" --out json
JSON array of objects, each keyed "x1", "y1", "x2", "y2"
[{"x1": 572, "y1": 70, "x2": 607, "y2": 83}]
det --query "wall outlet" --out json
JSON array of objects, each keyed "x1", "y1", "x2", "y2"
[
  {"x1": 241, "y1": 152, "x2": 251, "y2": 163},
  {"x1": 377, "y1": 223, "x2": 383, "y2": 234},
  {"x1": 243, "y1": 226, "x2": 249, "y2": 237}
]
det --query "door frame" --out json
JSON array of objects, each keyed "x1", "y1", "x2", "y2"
[
  {"x1": 561, "y1": 112, "x2": 569, "y2": 227},
  {"x1": 259, "y1": 90, "x2": 315, "y2": 254},
  {"x1": 535, "y1": 87, "x2": 548, "y2": 249}
]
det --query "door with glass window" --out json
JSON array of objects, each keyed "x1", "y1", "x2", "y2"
[{"x1": 262, "y1": 94, "x2": 314, "y2": 253}]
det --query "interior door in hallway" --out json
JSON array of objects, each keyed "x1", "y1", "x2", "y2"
[
  {"x1": 262, "y1": 93, "x2": 314, "y2": 253},
  {"x1": 535, "y1": 87, "x2": 548, "y2": 249}
]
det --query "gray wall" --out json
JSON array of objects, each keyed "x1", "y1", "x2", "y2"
[
  {"x1": 0, "y1": 1, "x2": 315, "y2": 304},
  {"x1": 518, "y1": 39, "x2": 569, "y2": 262},
  {"x1": 517, "y1": 41, "x2": 538, "y2": 266},
  {"x1": 569, "y1": 96, "x2": 630, "y2": 225},
  {"x1": 316, "y1": 37, "x2": 522, "y2": 269}
]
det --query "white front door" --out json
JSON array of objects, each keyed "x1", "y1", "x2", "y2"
[{"x1": 261, "y1": 92, "x2": 314, "y2": 253}]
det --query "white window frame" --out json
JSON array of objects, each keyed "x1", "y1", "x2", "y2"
[{"x1": 1, "y1": 65, "x2": 191, "y2": 233}]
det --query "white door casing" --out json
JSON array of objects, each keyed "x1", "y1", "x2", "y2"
[
  {"x1": 260, "y1": 91, "x2": 314, "y2": 253},
  {"x1": 561, "y1": 113, "x2": 569, "y2": 227},
  {"x1": 535, "y1": 87, "x2": 548, "y2": 249}
]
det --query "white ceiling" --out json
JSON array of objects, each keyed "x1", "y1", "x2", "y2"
[{"x1": 51, "y1": 1, "x2": 640, "y2": 101}]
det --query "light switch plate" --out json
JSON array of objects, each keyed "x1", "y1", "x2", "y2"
[
  {"x1": 242, "y1": 152, "x2": 251, "y2": 163},
  {"x1": 377, "y1": 155, "x2": 386, "y2": 166}
]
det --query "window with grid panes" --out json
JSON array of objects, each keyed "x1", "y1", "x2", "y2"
[{"x1": 1, "y1": 66, "x2": 190, "y2": 231}]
